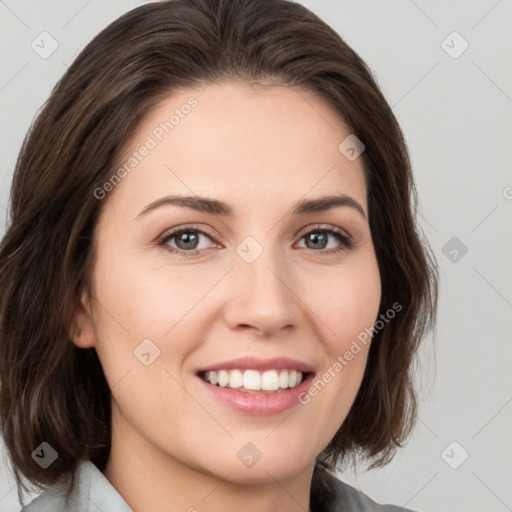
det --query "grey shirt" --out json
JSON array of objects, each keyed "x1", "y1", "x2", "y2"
[{"x1": 20, "y1": 460, "x2": 415, "y2": 512}]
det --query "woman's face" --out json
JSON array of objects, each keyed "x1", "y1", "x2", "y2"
[{"x1": 74, "y1": 80, "x2": 381, "y2": 484}]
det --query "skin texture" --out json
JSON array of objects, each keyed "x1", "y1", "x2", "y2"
[{"x1": 71, "y1": 80, "x2": 381, "y2": 512}]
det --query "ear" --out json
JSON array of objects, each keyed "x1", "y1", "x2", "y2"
[{"x1": 69, "y1": 287, "x2": 96, "y2": 349}]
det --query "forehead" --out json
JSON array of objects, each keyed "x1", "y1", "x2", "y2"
[{"x1": 106, "y1": 80, "x2": 368, "y2": 218}]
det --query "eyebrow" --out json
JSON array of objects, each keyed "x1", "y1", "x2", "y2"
[{"x1": 135, "y1": 193, "x2": 367, "y2": 220}]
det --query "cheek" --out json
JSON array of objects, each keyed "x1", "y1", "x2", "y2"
[
  {"x1": 90, "y1": 251, "x2": 226, "y2": 385},
  {"x1": 93, "y1": 247, "x2": 207, "y2": 333},
  {"x1": 305, "y1": 254, "x2": 380, "y2": 415},
  {"x1": 314, "y1": 255, "x2": 381, "y2": 346}
]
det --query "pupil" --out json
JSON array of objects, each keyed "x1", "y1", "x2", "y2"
[
  {"x1": 177, "y1": 232, "x2": 198, "y2": 250},
  {"x1": 308, "y1": 232, "x2": 327, "y2": 249}
]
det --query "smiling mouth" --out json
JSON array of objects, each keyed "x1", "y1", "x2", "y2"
[{"x1": 197, "y1": 368, "x2": 311, "y2": 394}]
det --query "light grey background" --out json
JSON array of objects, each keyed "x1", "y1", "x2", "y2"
[{"x1": 1, "y1": 1, "x2": 511, "y2": 511}]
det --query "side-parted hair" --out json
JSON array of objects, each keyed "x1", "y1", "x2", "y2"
[{"x1": 0, "y1": 0, "x2": 438, "y2": 509}]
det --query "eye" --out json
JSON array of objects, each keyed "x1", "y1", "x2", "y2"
[
  {"x1": 296, "y1": 224, "x2": 355, "y2": 255},
  {"x1": 157, "y1": 223, "x2": 355, "y2": 257},
  {"x1": 157, "y1": 225, "x2": 217, "y2": 257}
]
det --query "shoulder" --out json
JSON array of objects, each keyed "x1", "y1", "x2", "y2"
[
  {"x1": 330, "y1": 474, "x2": 416, "y2": 512},
  {"x1": 20, "y1": 460, "x2": 133, "y2": 512},
  {"x1": 19, "y1": 476, "x2": 75, "y2": 512}
]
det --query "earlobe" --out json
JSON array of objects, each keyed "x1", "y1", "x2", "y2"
[{"x1": 69, "y1": 288, "x2": 96, "y2": 349}]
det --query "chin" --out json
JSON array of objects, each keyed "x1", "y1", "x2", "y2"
[{"x1": 198, "y1": 447, "x2": 314, "y2": 486}]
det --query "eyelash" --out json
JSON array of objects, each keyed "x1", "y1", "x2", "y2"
[{"x1": 156, "y1": 224, "x2": 355, "y2": 258}]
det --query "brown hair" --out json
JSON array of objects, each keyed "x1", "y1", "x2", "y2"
[{"x1": 0, "y1": 0, "x2": 438, "y2": 509}]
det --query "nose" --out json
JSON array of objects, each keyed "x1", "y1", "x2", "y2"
[{"x1": 222, "y1": 243, "x2": 301, "y2": 338}]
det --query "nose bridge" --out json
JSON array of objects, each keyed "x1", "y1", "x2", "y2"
[
  {"x1": 236, "y1": 233, "x2": 290, "y2": 299},
  {"x1": 224, "y1": 233, "x2": 299, "y2": 335}
]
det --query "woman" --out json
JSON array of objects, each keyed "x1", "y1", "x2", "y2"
[{"x1": 0, "y1": 0, "x2": 438, "y2": 511}]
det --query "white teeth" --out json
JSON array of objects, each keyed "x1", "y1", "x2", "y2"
[
  {"x1": 229, "y1": 369, "x2": 243, "y2": 388},
  {"x1": 243, "y1": 370, "x2": 261, "y2": 390},
  {"x1": 209, "y1": 371, "x2": 218, "y2": 386},
  {"x1": 202, "y1": 369, "x2": 305, "y2": 391},
  {"x1": 261, "y1": 370, "x2": 279, "y2": 391},
  {"x1": 278, "y1": 370, "x2": 288, "y2": 388},
  {"x1": 218, "y1": 370, "x2": 229, "y2": 388}
]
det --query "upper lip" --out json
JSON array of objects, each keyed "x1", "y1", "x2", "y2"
[{"x1": 197, "y1": 356, "x2": 315, "y2": 374}]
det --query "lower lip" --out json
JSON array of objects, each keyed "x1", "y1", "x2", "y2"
[{"x1": 196, "y1": 373, "x2": 315, "y2": 416}]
